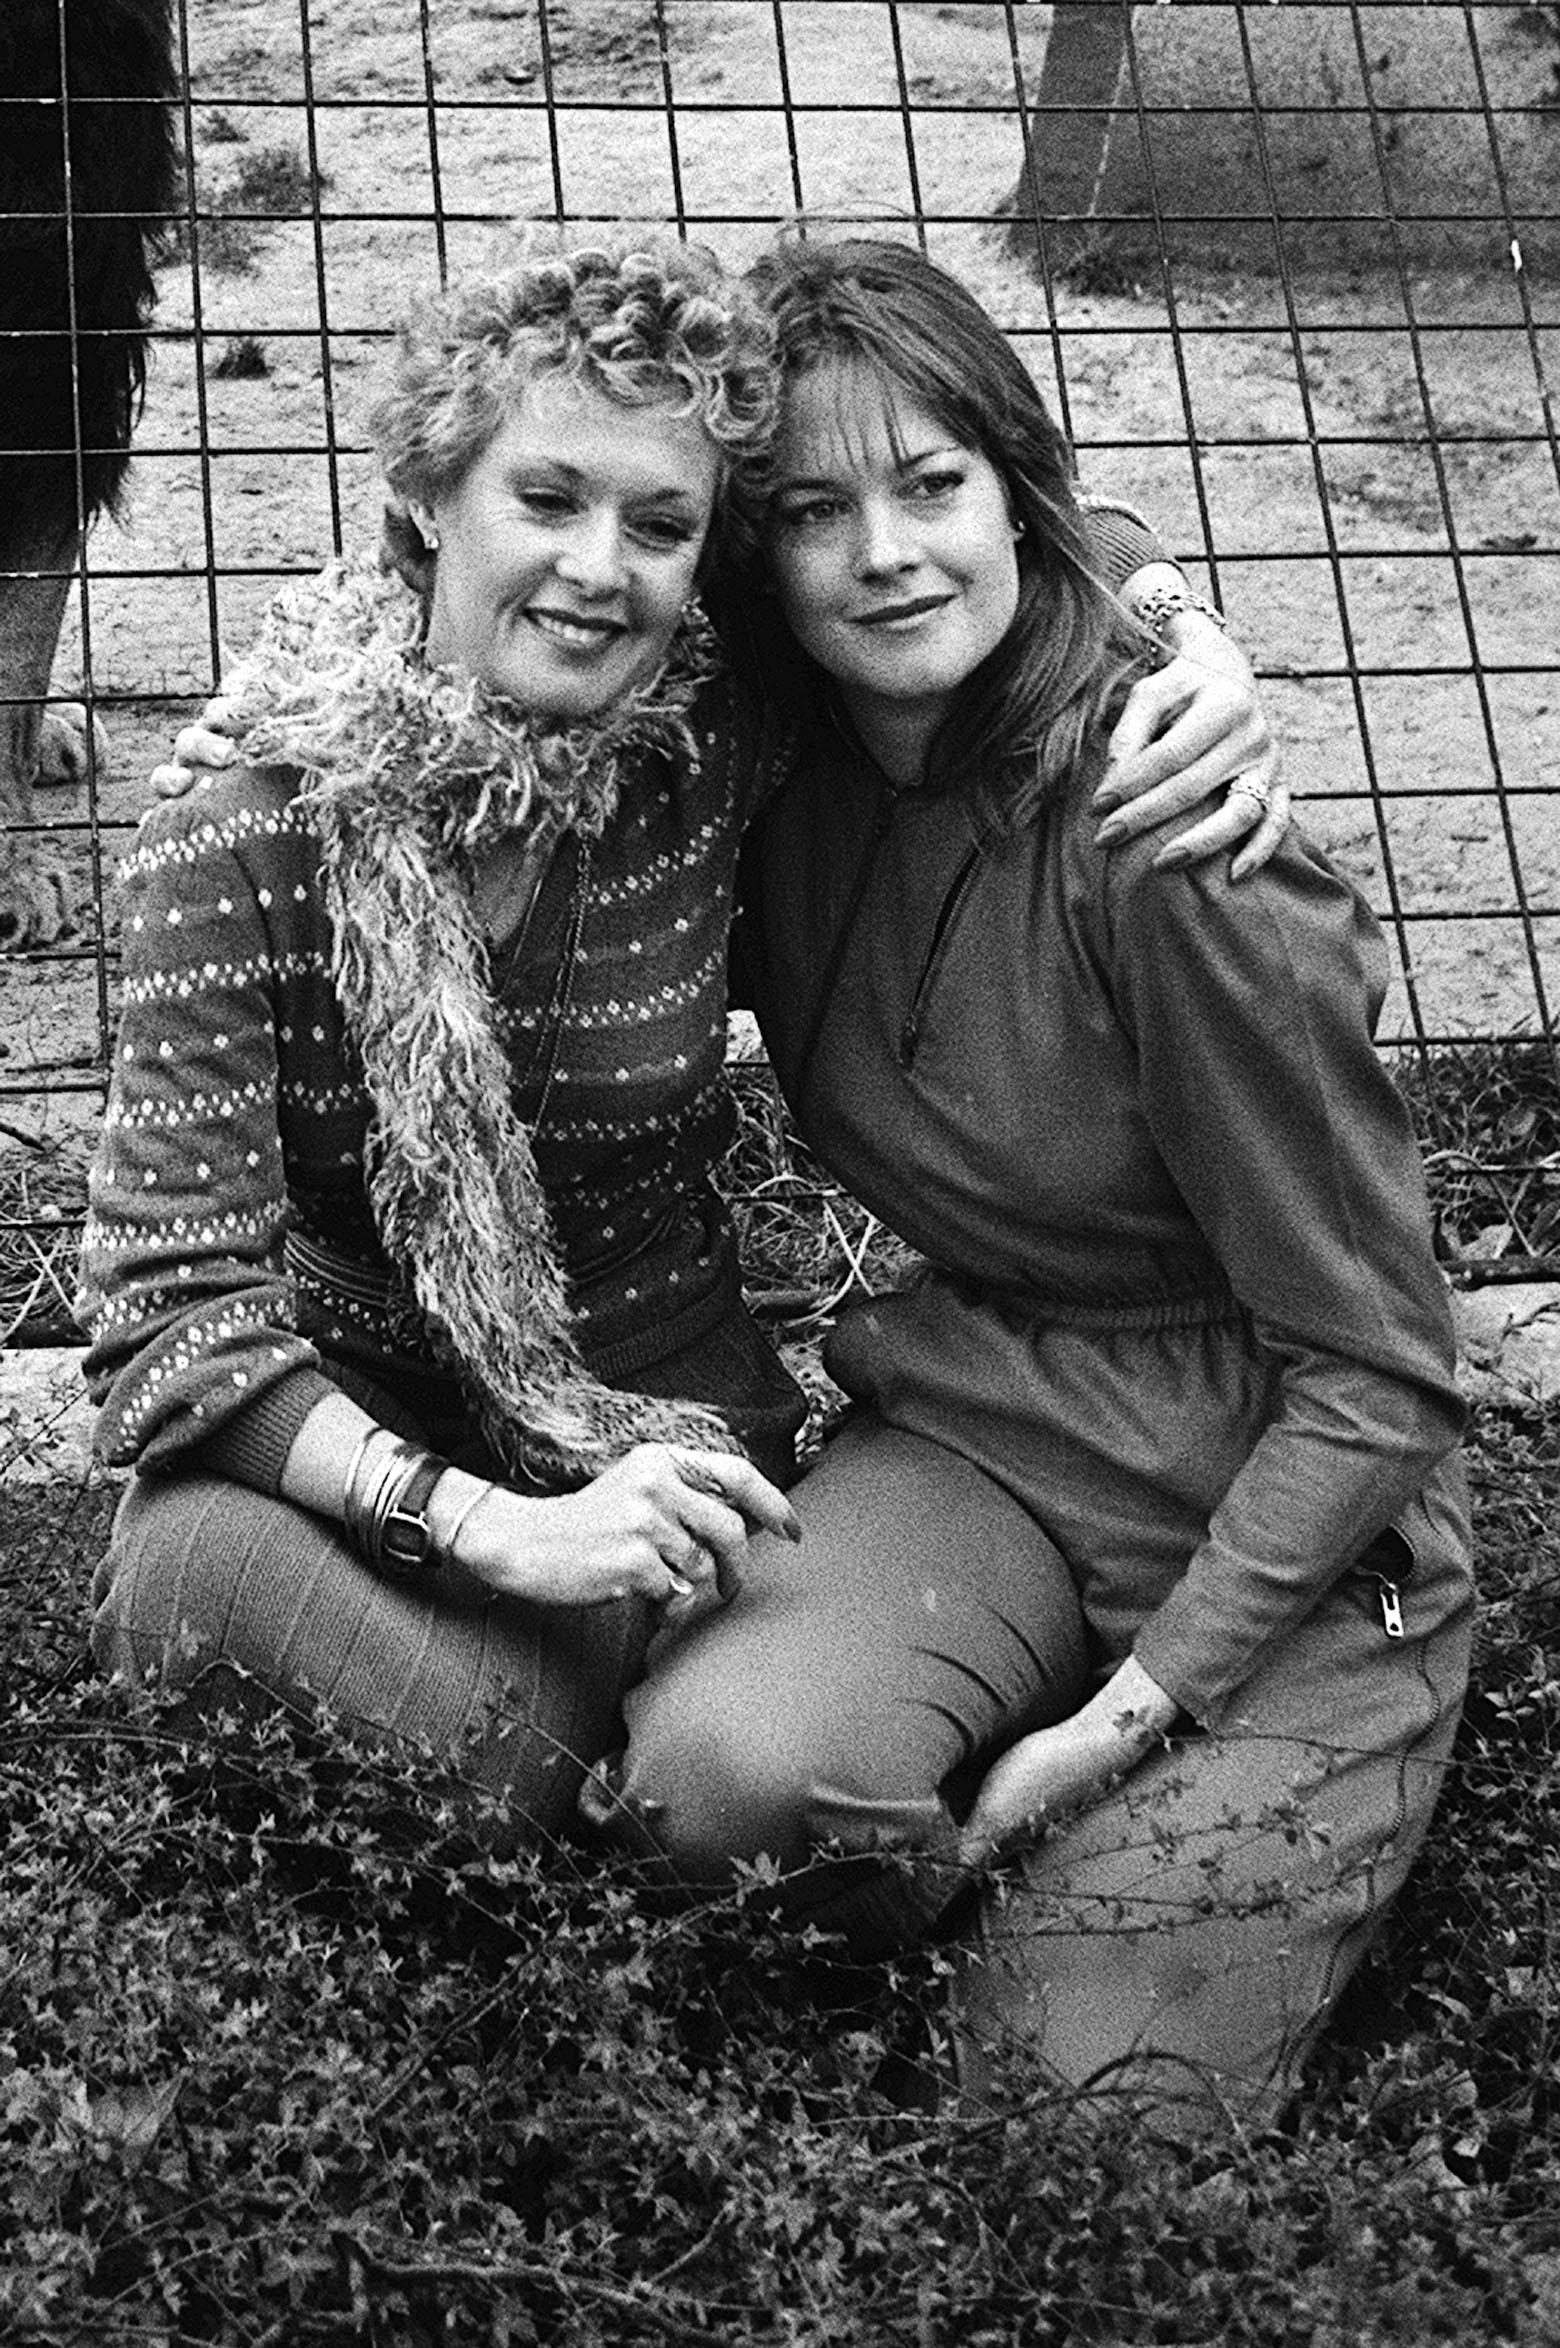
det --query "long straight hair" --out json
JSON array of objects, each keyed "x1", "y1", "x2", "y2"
[{"x1": 731, "y1": 237, "x2": 1151, "y2": 832}]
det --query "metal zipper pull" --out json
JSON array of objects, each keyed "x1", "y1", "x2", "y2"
[{"x1": 1377, "y1": 1579, "x2": 1405, "y2": 1639}]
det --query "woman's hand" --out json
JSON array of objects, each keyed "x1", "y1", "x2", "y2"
[
  {"x1": 438, "y1": 1443, "x2": 801, "y2": 1622},
  {"x1": 149, "y1": 696, "x2": 239, "y2": 798},
  {"x1": 959, "y1": 1655, "x2": 1179, "y2": 1866},
  {"x1": 1095, "y1": 620, "x2": 1287, "y2": 883}
]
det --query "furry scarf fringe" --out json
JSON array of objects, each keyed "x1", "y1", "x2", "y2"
[{"x1": 222, "y1": 554, "x2": 741, "y2": 1484}]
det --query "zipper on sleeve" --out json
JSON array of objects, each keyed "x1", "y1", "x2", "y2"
[
  {"x1": 1355, "y1": 1521, "x2": 1417, "y2": 1642},
  {"x1": 1376, "y1": 1580, "x2": 1406, "y2": 1639}
]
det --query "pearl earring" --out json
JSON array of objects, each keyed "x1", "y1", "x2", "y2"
[{"x1": 422, "y1": 527, "x2": 440, "y2": 553}]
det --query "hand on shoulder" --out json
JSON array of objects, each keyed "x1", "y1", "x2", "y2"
[
  {"x1": 147, "y1": 696, "x2": 240, "y2": 805},
  {"x1": 1095, "y1": 618, "x2": 1288, "y2": 883}
]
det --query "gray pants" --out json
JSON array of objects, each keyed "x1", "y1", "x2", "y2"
[
  {"x1": 93, "y1": 1467, "x2": 652, "y2": 1845},
  {"x1": 620, "y1": 1281, "x2": 1474, "y2": 2120},
  {"x1": 90, "y1": 1291, "x2": 806, "y2": 1848}
]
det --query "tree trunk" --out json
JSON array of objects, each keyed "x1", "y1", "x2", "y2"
[{"x1": 1002, "y1": 2, "x2": 1139, "y2": 276}]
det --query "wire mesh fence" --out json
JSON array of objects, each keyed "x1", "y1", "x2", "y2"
[{"x1": 2, "y1": 0, "x2": 1558, "y2": 1347}]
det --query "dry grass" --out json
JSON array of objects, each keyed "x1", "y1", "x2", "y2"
[
  {"x1": 1399, "y1": 1042, "x2": 1560, "y2": 1277},
  {"x1": 0, "y1": 1138, "x2": 90, "y2": 1346},
  {"x1": 5, "y1": 1042, "x2": 1554, "y2": 1348}
]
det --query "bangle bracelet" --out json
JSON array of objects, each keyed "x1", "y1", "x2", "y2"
[
  {"x1": 340, "y1": 1423, "x2": 381, "y2": 1541},
  {"x1": 437, "y1": 1478, "x2": 494, "y2": 1565},
  {"x1": 344, "y1": 1429, "x2": 405, "y2": 1553},
  {"x1": 377, "y1": 1450, "x2": 448, "y2": 1578},
  {"x1": 342, "y1": 1430, "x2": 450, "y2": 1577},
  {"x1": 352, "y1": 1440, "x2": 412, "y2": 1556},
  {"x1": 1128, "y1": 580, "x2": 1228, "y2": 643},
  {"x1": 363, "y1": 1438, "x2": 421, "y2": 1564}
]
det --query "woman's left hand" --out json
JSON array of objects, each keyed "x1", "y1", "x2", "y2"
[
  {"x1": 959, "y1": 1718, "x2": 1120, "y2": 1865},
  {"x1": 1095, "y1": 643, "x2": 1287, "y2": 883},
  {"x1": 959, "y1": 1656, "x2": 1180, "y2": 1866}
]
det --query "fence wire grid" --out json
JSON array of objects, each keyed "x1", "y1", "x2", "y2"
[{"x1": 2, "y1": 0, "x2": 1559, "y2": 1346}]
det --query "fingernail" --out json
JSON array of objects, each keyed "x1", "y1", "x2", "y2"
[
  {"x1": 1095, "y1": 816, "x2": 1127, "y2": 847},
  {"x1": 1155, "y1": 844, "x2": 1192, "y2": 870},
  {"x1": 1091, "y1": 787, "x2": 1123, "y2": 814},
  {"x1": 783, "y1": 1507, "x2": 803, "y2": 1544}
]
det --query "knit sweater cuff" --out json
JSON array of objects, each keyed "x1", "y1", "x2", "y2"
[
  {"x1": 1083, "y1": 499, "x2": 1170, "y2": 593},
  {"x1": 194, "y1": 1367, "x2": 339, "y2": 1496}
]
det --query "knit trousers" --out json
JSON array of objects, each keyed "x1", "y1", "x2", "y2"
[
  {"x1": 92, "y1": 1469, "x2": 652, "y2": 1846},
  {"x1": 91, "y1": 1292, "x2": 807, "y2": 1850}
]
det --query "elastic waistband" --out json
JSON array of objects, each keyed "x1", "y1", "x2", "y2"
[
  {"x1": 577, "y1": 1213, "x2": 742, "y2": 1379},
  {"x1": 579, "y1": 1269, "x2": 736, "y2": 1380},
  {"x1": 989, "y1": 1285, "x2": 1241, "y2": 1335}
]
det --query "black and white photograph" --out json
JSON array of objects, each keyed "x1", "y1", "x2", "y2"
[{"x1": 3, "y1": 6, "x2": 1558, "y2": 2341}]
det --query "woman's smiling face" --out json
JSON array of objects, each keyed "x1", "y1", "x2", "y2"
[
  {"x1": 765, "y1": 362, "x2": 1020, "y2": 774},
  {"x1": 417, "y1": 371, "x2": 721, "y2": 722}
]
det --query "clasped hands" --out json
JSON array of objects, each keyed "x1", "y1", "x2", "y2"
[{"x1": 436, "y1": 1441, "x2": 801, "y2": 1624}]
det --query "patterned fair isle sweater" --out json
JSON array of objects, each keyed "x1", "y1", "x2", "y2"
[
  {"x1": 80, "y1": 664, "x2": 793, "y2": 1486},
  {"x1": 81, "y1": 506, "x2": 1161, "y2": 1490}
]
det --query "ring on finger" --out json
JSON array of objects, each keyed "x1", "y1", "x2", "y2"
[
  {"x1": 665, "y1": 1540, "x2": 712, "y2": 1601},
  {"x1": 1225, "y1": 774, "x2": 1271, "y2": 812}
]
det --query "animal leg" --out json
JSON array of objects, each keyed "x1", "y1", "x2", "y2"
[
  {"x1": 37, "y1": 702, "x2": 111, "y2": 788},
  {"x1": 0, "y1": 527, "x2": 81, "y2": 947}
]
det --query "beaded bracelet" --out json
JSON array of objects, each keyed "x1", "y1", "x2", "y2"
[{"x1": 1128, "y1": 579, "x2": 1229, "y2": 645}]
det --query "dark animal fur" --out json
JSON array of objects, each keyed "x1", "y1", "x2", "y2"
[
  {"x1": 0, "y1": 3, "x2": 176, "y2": 946},
  {"x1": 0, "y1": 0, "x2": 178, "y2": 536}
]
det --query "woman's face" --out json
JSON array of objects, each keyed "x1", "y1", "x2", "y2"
[
  {"x1": 417, "y1": 373, "x2": 721, "y2": 722},
  {"x1": 765, "y1": 363, "x2": 1021, "y2": 767}
]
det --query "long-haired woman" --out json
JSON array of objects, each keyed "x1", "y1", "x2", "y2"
[{"x1": 619, "y1": 238, "x2": 1473, "y2": 2126}]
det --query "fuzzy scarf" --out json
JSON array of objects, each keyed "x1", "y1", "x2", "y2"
[{"x1": 222, "y1": 553, "x2": 741, "y2": 1485}]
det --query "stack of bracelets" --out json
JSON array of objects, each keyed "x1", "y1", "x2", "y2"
[{"x1": 341, "y1": 1429, "x2": 491, "y2": 1579}]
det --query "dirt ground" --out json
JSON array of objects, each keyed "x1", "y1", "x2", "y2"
[{"x1": 4, "y1": 0, "x2": 1558, "y2": 1180}]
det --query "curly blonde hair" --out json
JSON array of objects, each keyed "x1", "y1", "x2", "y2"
[{"x1": 371, "y1": 239, "x2": 778, "y2": 592}]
